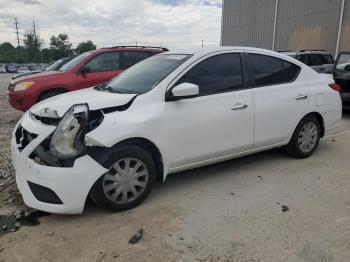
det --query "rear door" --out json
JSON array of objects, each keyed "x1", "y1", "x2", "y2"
[
  {"x1": 75, "y1": 51, "x2": 122, "y2": 89},
  {"x1": 248, "y1": 53, "x2": 308, "y2": 148}
]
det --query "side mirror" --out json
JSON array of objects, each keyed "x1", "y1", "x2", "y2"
[
  {"x1": 166, "y1": 82, "x2": 199, "y2": 101},
  {"x1": 79, "y1": 65, "x2": 91, "y2": 74}
]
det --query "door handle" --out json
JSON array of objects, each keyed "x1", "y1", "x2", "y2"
[
  {"x1": 295, "y1": 95, "x2": 308, "y2": 101},
  {"x1": 231, "y1": 104, "x2": 248, "y2": 110}
]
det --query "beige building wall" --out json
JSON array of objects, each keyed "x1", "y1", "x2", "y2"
[{"x1": 222, "y1": 0, "x2": 350, "y2": 55}]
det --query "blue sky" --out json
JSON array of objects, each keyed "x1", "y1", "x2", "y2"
[{"x1": 0, "y1": 0, "x2": 223, "y2": 49}]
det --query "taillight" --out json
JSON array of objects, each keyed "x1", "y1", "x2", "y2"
[{"x1": 328, "y1": 83, "x2": 341, "y2": 92}]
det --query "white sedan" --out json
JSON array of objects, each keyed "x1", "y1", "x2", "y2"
[{"x1": 11, "y1": 47, "x2": 342, "y2": 214}]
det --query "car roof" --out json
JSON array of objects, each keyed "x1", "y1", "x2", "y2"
[
  {"x1": 97, "y1": 46, "x2": 168, "y2": 53},
  {"x1": 280, "y1": 50, "x2": 332, "y2": 55},
  {"x1": 164, "y1": 46, "x2": 290, "y2": 56}
]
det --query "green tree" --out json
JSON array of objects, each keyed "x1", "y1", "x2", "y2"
[
  {"x1": 75, "y1": 40, "x2": 96, "y2": 55},
  {"x1": 50, "y1": 34, "x2": 72, "y2": 59},
  {"x1": 0, "y1": 42, "x2": 25, "y2": 63},
  {"x1": 0, "y1": 42, "x2": 15, "y2": 63},
  {"x1": 23, "y1": 30, "x2": 42, "y2": 63}
]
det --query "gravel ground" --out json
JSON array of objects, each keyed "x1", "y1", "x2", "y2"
[
  {"x1": 0, "y1": 74, "x2": 23, "y2": 211},
  {"x1": 1, "y1": 73, "x2": 350, "y2": 261}
]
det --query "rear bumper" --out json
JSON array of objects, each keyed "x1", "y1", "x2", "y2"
[{"x1": 11, "y1": 113, "x2": 107, "y2": 214}]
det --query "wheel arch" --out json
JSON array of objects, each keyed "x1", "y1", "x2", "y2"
[
  {"x1": 287, "y1": 111, "x2": 325, "y2": 144},
  {"x1": 37, "y1": 87, "x2": 68, "y2": 102},
  {"x1": 303, "y1": 112, "x2": 325, "y2": 137},
  {"x1": 88, "y1": 137, "x2": 165, "y2": 183}
]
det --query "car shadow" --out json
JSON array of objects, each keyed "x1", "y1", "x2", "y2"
[
  {"x1": 46, "y1": 135, "x2": 340, "y2": 221},
  {"x1": 342, "y1": 110, "x2": 350, "y2": 118},
  {"x1": 81, "y1": 148, "x2": 288, "y2": 216}
]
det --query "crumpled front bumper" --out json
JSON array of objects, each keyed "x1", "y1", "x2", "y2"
[{"x1": 11, "y1": 112, "x2": 107, "y2": 214}]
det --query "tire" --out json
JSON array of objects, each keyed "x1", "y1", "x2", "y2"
[
  {"x1": 90, "y1": 145, "x2": 156, "y2": 212},
  {"x1": 38, "y1": 90, "x2": 66, "y2": 102},
  {"x1": 286, "y1": 115, "x2": 321, "y2": 159}
]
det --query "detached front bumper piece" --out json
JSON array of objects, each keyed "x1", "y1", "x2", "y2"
[{"x1": 11, "y1": 112, "x2": 107, "y2": 214}]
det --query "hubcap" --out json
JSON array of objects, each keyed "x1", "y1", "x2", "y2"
[
  {"x1": 102, "y1": 158, "x2": 148, "y2": 204},
  {"x1": 297, "y1": 122, "x2": 318, "y2": 153}
]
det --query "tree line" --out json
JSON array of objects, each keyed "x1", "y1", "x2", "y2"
[{"x1": 0, "y1": 30, "x2": 96, "y2": 64}]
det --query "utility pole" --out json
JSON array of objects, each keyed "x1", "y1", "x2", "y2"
[
  {"x1": 32, "y1": 20, "x2": 37, "y2": 39},
  {"x1": 14, "y1": 18, "x2": 20, "y2": 47},
  {"x1": 335, "y1": 0, "x2": 345, "y2": 57},
  {"x1": 201, "y1": 40, "x2": 204, "y2": 48},
  {"x1": 32, "y1": 20, "x2": 40, "y2": 64},
  {"x1": 272, "y1": 0, "x2": 279, "y2": 51}
]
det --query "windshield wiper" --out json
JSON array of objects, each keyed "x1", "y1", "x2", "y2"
[
  {"x1": 95, "y1": 83, "x2": 124, "y2": 93},
  {"x1": 104, "y1": 85, "x2": 123, "y2": 93}
]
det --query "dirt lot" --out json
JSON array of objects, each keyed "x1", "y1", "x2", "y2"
[{"x1": 1, "y1": 73, "x2": 350, "y2": 262}]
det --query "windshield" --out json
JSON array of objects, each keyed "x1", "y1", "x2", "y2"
[
  {"x1": 336, "y1": 53, "x2": 350, "y2": 71},
  {"x1": 59, "y1": 52, "x2": 92, "y2": 71},
  {"x1": 105, "y1": 54, "x2": 191, "y2": 94},
  {"x1": 46, "y1": 59, "x2": 64, "y2": 71}
]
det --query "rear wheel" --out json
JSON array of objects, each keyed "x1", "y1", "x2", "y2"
[
  {"x1": 38, "y1": 89, "x2": 66, "y2": 102},
  {"x1": 286, "y1": 115, "x2": 321, "y2": 159},
  {"x1": 90, "y1": 145, "x2": 156, "y2": 212}
]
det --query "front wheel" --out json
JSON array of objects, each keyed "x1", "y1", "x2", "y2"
[
  {"x1": 286, "y1": 115, "x2": 321, "y2": 159},
  {"x1": 90, "y1": 145, "x2": 156, "y2": 212}
]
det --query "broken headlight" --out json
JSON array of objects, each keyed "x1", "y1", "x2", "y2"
[{"x1": 50, "y1": 104, "x2": 88, "y2": 158}]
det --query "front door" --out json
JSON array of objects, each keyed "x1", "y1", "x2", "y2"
[
  {"x1": 166, "y1": 52, "x2": 254, "y2": 169},
  {"x1": 75, "y1": 51, "x2": 122, "y2": 90}
]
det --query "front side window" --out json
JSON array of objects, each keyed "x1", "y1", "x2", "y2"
[
  {"x1": 121, "y1": 52, "x2": 151, "y2": 69},
  {"x1": 250, "y1": 54, "x2": 300, "y2": 86},
  {"x1": 176, "y1": 53, "x2": 243, "y2": 96},
  {"x1": 85, "y1": 52, "x2": 120, "y2": 72}
]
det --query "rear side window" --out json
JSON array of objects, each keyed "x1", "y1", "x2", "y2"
[
  {"x1": 177, "y1": 53, "x2": 243, "y2": 96},
  {"x1": 309, "y1": 54, "x2": 323, "y2": 66},
  {"x1": 121, "y1": 52, "x2": 150, "y2": 69},
  {"x1": 284, "y1": 61, "x2": 300, "y2": 82},
  {"x1": 250, "y1": 54, "x2": 300, "y2": 86},
  {"x1": 85, "y1": 52, "x2": 120, "y2": 72},
  {"x1": 321, "y1": 54, "x2": 333, "y2": 64}
]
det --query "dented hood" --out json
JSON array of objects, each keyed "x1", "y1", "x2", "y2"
[{"x1": 30, "y1": 87, "x2": 136, "y2": 118}]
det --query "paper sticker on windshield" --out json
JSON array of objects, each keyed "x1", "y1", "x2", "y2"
[{"x1": 166, "y1": 55, "x2": 187, "y2": 60}]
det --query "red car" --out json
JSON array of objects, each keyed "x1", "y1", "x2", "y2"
[{"x1": 8, "y1": 46, "x2": 167, "y2": 111}]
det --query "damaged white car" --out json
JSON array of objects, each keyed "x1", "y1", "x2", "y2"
[{"x1": 11, "y1": 47, "x2": 342, "y2": 214}]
